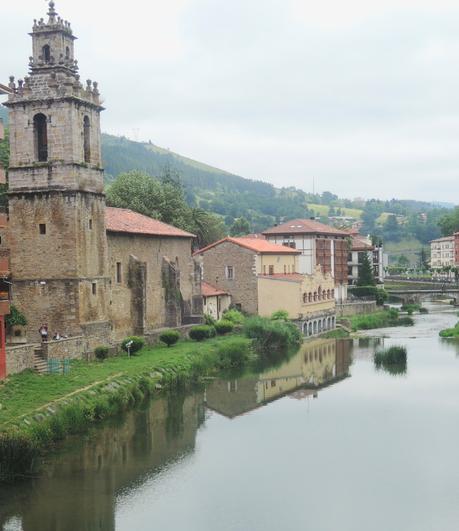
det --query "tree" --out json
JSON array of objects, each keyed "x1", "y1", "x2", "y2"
[
  {"x1": 418, "y1": 247, "x2": 429, "y2": 270},
  {"x1": 397, "y1": 255, "x2": 410, "y2": 268},
  {"x1": 438, "y1": 207, "x2": 459, "y2": 236},
  {"x1": 357, "y1": 252, "x2": 375, "y2": 286},
  {"x1": 383, "y1": 214, "x2": 402, "y2": 242},
  {"x1": 230, "y1": 217, "x2": 250, "y2": 236}
]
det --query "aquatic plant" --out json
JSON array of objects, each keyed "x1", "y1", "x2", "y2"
[{"x1": 374, "y1": 346, "x2": 407, "y2": 375}]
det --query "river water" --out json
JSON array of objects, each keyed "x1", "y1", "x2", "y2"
[{"x1": 1, "y1": 303, "x2": 459, "y2": 531}]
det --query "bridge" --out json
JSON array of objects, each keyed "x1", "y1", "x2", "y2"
[{"x1": 386, "y1": 288, "x2": 459, "y2": 304}]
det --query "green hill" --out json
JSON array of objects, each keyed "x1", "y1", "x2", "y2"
[{"x1": 101, "y1": 134, "x2": 312, "y2": 232}]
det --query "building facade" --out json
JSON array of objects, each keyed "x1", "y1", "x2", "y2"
[
  {"x1": 201, "y1": 282, "x2": 231, "y2": 321},
  {"x1": 262, "y1": 219, "x2": 349, "y2": 302},
  {"x1": 195, "y1": 237, "x2": 336, "y2": 335},
  {"x1": 430, "y1": 235, "x2": 455, "y2": 276},
  {"x1": 347, "y1": 233, "x2": 387, "y2": 285}
]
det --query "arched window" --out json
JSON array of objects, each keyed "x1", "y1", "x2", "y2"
[
  {"x1": 34, "y1": 113, "x2": 48, "y2": 162},
  {"x1": 83, "y1": 116, "x2": 91, "y2": 163},
  {"x1": 42, "y1": 45, "x2": 51, "y2": 63},
  {"x1": 313, "y1": 292, "x2": 317, "y2": 302},
  {"x1": 327, "y1": 289, "x2": 330, "y2": 299},
  {"x1": 303, "y1": 293, "x2": 307, "y2": 303},
  {"x1": 308, "y1": 292, "x2": 312, "y2": 303}
]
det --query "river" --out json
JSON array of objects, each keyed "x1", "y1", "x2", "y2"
[{"x1": 1, "y1": 303, "x2": 459, "y2": 531}]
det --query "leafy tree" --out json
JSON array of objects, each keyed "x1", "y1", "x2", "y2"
[
  {"x1": 438, "y1": 207, "x2": 459, "y2": 236},
  {"x1": 397, "y1": 255, "x2": 410, "y2": 268},
  {"x1": 383, "y1": 214, "x2": 402, "y2": 242},
  {"x1": 357, "y1": 253, "x2": 375, "y2": 286},
  {"x1": 230, "y1": 217, "x2": 250, "y2": 236},
  {"x1": 418, "y1": 247, "x2": 429, "y2": 270}
]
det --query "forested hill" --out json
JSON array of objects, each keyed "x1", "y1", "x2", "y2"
[{"x1": 101, "y1": 133, "x2": 312, "y2": 232}]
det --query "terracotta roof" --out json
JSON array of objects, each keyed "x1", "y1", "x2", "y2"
[
  {"x1": 262, "y1": 219, "x2": 348, "y2": 237},
  {"x1": 105, "y1": 207, "x2": 195, "y2": 238},
  {"x1": 351, "y1": 236, "x2": 373, "y2": 251},
  {"x1": 194, "y1": 237, "x2": 301, "y2": 256},
  {"x1": 201, "y1": 282, "x2": 229, "y2": 297},
  {"x1": 258, "y1": 273, "x2": 304, "y2": 282}
]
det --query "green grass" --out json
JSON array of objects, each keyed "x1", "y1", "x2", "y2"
[
  {"x1": 307, "y1": 203, "x2": 363, "y2": 218},
  {"x1": 320, "y1": 329, "x2": 350, "y2": 339},
  {"x1": 349, "y1": 310, "x2": 414, "y2": 331},
  {"x1": 0, "y1": 336, "x2": 249, "y2": 428}
]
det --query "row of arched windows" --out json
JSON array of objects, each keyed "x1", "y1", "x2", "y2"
[
  {"x1": 33, "y1": 113, "x2": 91, "y2": 163},
  {"x1": 302, "y1": 288, "x2": 335, "y2": 304}
]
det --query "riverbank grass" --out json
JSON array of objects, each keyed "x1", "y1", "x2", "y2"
[
  {"x1": 439, "y1": 322, "x2": 459, "y2": 338},
  {"x1": 348, "y1": 309, "x2": 414, "y2": 331}
]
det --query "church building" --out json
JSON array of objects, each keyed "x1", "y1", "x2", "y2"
[{"x1": 2, "y1": 2, "x2": 202, "y2": 372}]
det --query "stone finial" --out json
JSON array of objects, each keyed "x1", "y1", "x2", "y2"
[
  {"x1": 48, "y1": 1, "x2": 58, "y2": 24},
  {"x1": 8, "y1": 76, "x2": 16, "y2": 90},
  {"x1": 86, "y1": 79, "x2": 92, "y2": 91},
  {"x1": 93, "y1": 81, "x2": 99, "y2": 95}
]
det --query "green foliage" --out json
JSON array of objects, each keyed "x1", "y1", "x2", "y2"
[
  {"x1": 419, "y1": 307, "x2": 429, "y2": 314},
  {"x1": 94, "y1": 346, "x2": 109, "y2": 360},
  {"x1": 439, "y1": 321, "x2": 459, "y2": 338},
  {"x1": 271, "y1": 310, "x2": 289, "y2": 321},
  {"x1": 374, "y1": 346, "x2": 407, "y2": 375},
  {"x1": 349, "y1": 286, "x2": 388, "y2": 306},
  {"x1": 214, "y1": 320, "x2": 234, "y2": 335},
  {"x1": 321, "y1": 328, "x2": 350, "y2": 339},
  {"x1": 230, "y1": 217, "x2": 251, "y2": 236},
  {"x1": 243, "y1": 316, "x2": 302, "y2": 353},
  {"x1": 189, "y1": 325, "x2": 215, "y2": 341},
  {"x1": 5, "y1": 305, "x2": 28, "y2": 329},
  {"x1": 222, "y1": 309, "x2": 245, "y2": 325},
  {"x1": 203, "y1": 313, "x2": 216, "y2": 326},
  {"x1": 121, "y1": 336, "x2": 145, "y2": 355},
  {"x1": 216, "y1": 338, "x2": 250, "y2": 369},
  {"x1": 159, "y1": 330, "x2": 180, "y2": 347},
  {"x1": 401, "y1": 303, "x2": 422, "y2": 315},
  {"x1": 350, "y1": 309, "x2": 413, "y2": 331},
  {"x1": 357, "y1": 253, "x2": 375, "y2": 286}
]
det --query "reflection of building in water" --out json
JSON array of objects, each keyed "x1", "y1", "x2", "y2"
[
  {"x1": 206, "y1": 339, "x2": 352, "y2": 418},
  {"x1": 349, "y1": 337, "x2": 383, "y2": 361},
  {"x1": 0, "y1": 393, "x2": 205, "y2": 531}
]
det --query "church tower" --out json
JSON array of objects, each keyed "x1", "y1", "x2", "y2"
[{"x1": 5, "y1": 2, "x2": 111, "y2": 343}]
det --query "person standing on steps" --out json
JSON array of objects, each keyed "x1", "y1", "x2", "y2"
[{"x1": 39, "y1": 323, "x2": 48, "y2": 342}]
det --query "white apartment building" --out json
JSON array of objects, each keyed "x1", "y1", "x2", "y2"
[{"x1": 430, "y1": 236, "x2": 455, "y2": 275}]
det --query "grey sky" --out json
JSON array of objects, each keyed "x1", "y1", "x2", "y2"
[{"x1": 2, "y1": 0, "x2": 459, "y2": 202}]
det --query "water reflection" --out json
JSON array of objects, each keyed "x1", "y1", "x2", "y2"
[
  {"x1": 206, "y1": 338, "x2": 353, "y2": 418},
  {"x1": 0, "y1": 339, "x2": 351, "y2": 531}
]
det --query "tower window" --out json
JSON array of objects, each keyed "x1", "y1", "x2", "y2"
[
  {"x1": 83, "y1": 116, "x2": 91, "y2": 163},
  {"x1": 89, "y1": 219, "x2": 93, "y2": 230},
  {"x1": 65, "y1": 46, "x2": 70, "y2": 60},
  {"x1": 92, "y1": 282, "x2": 97, "y2": 296},
  {"x1": 116, "y1": 262, "x2": 122, "y2": 283},
  {"x1": 42, "y1": 45, "x2": 51, "y2": 63},
  {"x1": 34, "y1": 113, "x2": 48, "y2": 162},
  {"x1": 39, "y1": 223, "x2": 46, "y2": 235}
]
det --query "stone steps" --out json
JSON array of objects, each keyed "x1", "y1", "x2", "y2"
[{"x1": 33, "y1": 348, "x2": 48, "y2": 374}]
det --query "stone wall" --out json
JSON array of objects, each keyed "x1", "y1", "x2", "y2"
[
  {"x1": 107, "y1": 233, "x2": 200, "y2": 342},
  {"x1": 43, "y1": 336, "x2": 85, "y2": 360},
  {"x1": 336, "y1": 301, "x2": 377, "y2": 317},
  {"x1": 197, "y1": 241, "x2": 258, "y2": 314},
  {"x1": 6, "y1": 343, "x2": 37, "y2": 375}
]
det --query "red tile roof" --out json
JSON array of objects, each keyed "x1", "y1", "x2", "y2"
[
  {"x1": 201, "y1": 282, "x2": 229, "y2": 297},
  {"x1": 262, "y1": 219, "x2": 348, "y2": 237},
  {"x1": 351, "y1": 236, "x2": 373, "y2": 251},
  {"x1": 105, "y1": 207, "x2": 195, "y2": 238},
  {"x1": 194, "y1": 237, "x2": 301, "y2": 256}
]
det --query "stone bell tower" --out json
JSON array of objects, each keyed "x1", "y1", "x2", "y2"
[{"x1": 4, "y1": 2, "x2": 111, "y2": 344}]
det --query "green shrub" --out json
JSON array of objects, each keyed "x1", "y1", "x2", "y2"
[
  {"x1": 189, "y1": 325, "x2": 214, "y2": 341},
  {"x1": 121, "y1": 336, "x2": 145, "y2": 355},
  {"x1": 243, "y1": 316, "x2": 301, "y2": 353},
  {"x1": 214, "y1": 320, "x2": 234, "y2": 335},
  {"x1": 222, "y1": 309, "x2": 245, "y2": 325},
  {"x1": 440, "y1": 328, "x2": 455, "y2": 338},
  {"x1": 159, "y1": 330, "x2": 180, "y2": 347},
  {"x1": 5, "y1": 305, "x2": 28, "y2": 329},
  {"x1": 217, "y1": 338, "x2": 250, "y2": 369},
  {"x1": 94, "y1": 346, "x2": 109, "y2": 360},
  {"x1": 374, "y1": 345, "x2": 407, "y2": 366},
  {"x1": 349, "y1": 286, "x2": 388, "y2": 306},
  {"x1": 203, "y1": 313, "x2": 216, "y2": 326},
  {"x1": 271, "y1": 310, "x2": 289, "y2": 320}
]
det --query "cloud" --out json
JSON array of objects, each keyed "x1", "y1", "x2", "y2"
[{"x1": 2, "y1": 0, "x2": 459, "y2": 201}]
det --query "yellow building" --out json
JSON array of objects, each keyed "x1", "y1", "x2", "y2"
[{"x1": 195, "y1": 236, "x2": 336, "y2": 336}]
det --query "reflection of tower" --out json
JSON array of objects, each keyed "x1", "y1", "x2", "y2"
[{"x1": 5, "y1": 1, "x2": 111, "y2": 342}]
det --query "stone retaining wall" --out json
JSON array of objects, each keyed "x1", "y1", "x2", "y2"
[
  {"x1": 337, "y1": 301, "x2": 377, "y2": 317},
  {"x1": 42, "y1": 336, "x2": 86, "y2": 361},
  {"x1": 6, "y1": 344, "x2": 37, "y2": 375}
]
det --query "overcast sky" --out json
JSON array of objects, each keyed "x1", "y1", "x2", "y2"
[{"x1": 2, "y1": 0, "x2": 459, "y2": 202}]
